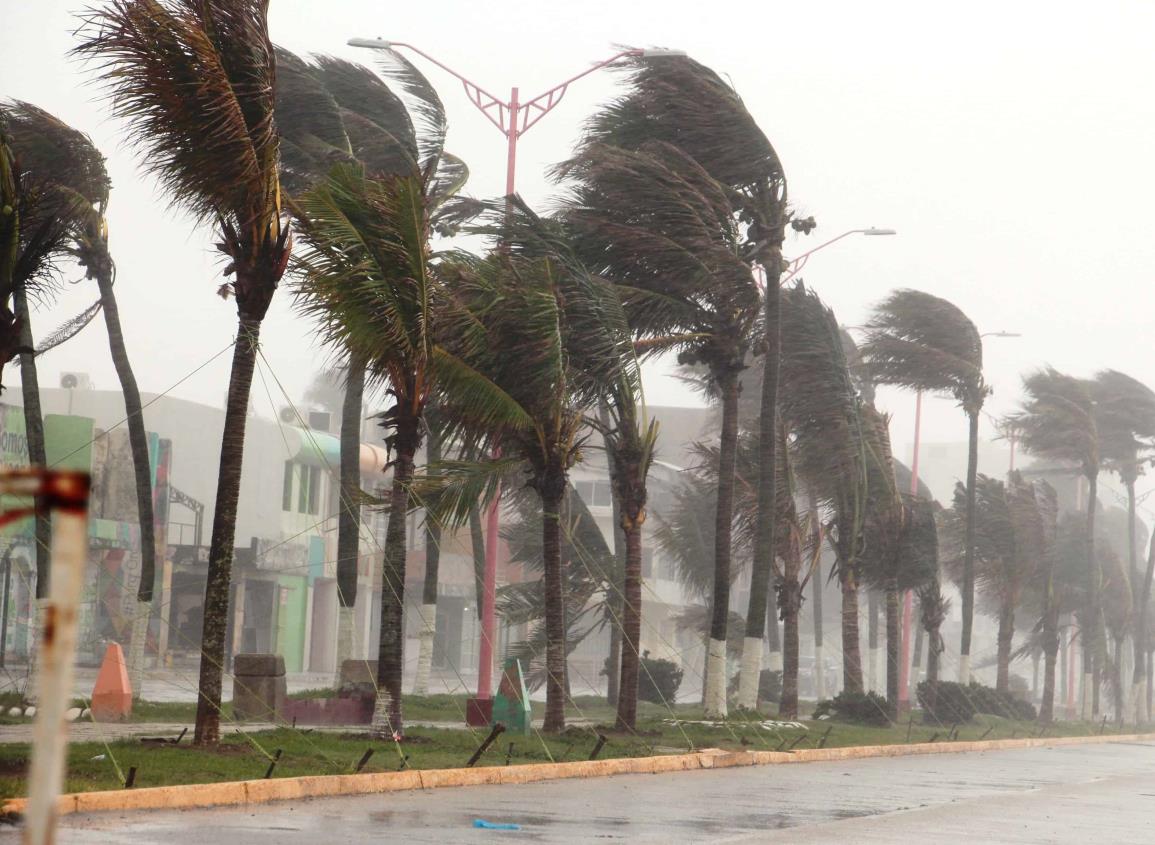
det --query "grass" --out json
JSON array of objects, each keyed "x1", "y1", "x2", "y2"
[{"x1": 0, "y1": 706, "x2": 1131, "y2": 799}]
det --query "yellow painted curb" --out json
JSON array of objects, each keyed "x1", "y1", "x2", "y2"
[{"x1": 3, "y1": 731, "x2": 1152, "y2": 818}]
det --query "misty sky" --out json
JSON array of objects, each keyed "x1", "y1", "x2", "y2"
[{"x1": 5, "y1": 0, "x2": 1155, "y2": 517}]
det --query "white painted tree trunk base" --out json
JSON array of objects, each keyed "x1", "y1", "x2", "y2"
[
  {"x1": 958, "y1": 654, "x2": 971, "y2": 686},
  {"x1": 126, "y1": 598, "x2": 151, "y2": 701},
  {"x1": 369, "y1": 689, "x2": 400, "y2": 739},
  {"x1": 703, "y1": 638, "x2": 728, "y2": 718},
  {"x1": 766, "y1": 648, "x2": 783, "y2": 673},
  {"x1": 814, "y1": 645, "x2": 826, "y2": 701},
  {"x1": 412, "y1": 604, "x2": 437, "y2": 695},
  {"x1": 1132, "y1": 681, "x2": 1148, "y2": 725},
  {"x1": 334, "y1": 607, "x2": 355, "y2": 688},
  {"x1": 736, "y1": 637, "x2": 762, "y2": 710}
]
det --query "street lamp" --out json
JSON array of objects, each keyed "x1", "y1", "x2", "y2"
[
  {"x1": 781, "y1": 227, "x2": 896, "y2": 283},
  {"x1": 349, "y1": 36, "x2": 685, "y2": 721}
]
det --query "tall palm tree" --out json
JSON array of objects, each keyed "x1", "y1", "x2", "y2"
[
  {"x1": 0, "y1": 101, "x2": 113, "y2": 701},
  {"x1": 1005, "y1": 472, "x2": 1060, "y2": 722},
  {"x1": 1090, "y1": 369, "x2": 1155, "y2": 721},
  {"x1": 276, "y1": 47, "x2": 476, "y2": 691},
  {"x1": 860, "y1": 290, "x2": 987, "y2": 683},
  {"x1": 76, "y1": 0, "x2": 290, "y2": 745},
  {"x1": 1013, "y1": 368, "x2": 1100, "y2": 718},
  {"x1": 430, "y1": 241, "x2": 636, "y2": 732},
  {"x1": 780, "y1": 283, "x2": 869, "y2": 695},
  {"x1": 942, "y1": 474, "x2": 1036, "y2": 693},
  {"x1": 563, "y1": 56, "x2": 781, "y2": 716},
  {"x1": 561, "y1": 141, "x2": 761, "y2": 717}
]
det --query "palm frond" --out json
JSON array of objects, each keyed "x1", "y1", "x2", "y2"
[{"x1": 34, "y1": 299, "x2": 103, "y2": 354}]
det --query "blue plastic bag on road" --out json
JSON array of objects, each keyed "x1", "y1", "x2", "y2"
[{"x1": 473, "y1": 819, "x2": 522, "y2": 831}]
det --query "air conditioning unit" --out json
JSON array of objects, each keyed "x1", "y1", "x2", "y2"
[
  {"x1": 60, "y1": 372, "x2": 92, "y2": 390},
  {"x1": 308, "y1": 410, "x2": 332, "y2": 432},
  {"x1": 279, "y1": 406, "x2": 298, "y2": 425}
]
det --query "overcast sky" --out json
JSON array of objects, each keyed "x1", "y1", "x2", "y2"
[{"x1": 5, "y1": 0, "x2": 1155, "y2": 512}]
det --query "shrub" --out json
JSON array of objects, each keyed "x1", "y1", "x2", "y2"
[
  {"x1": 812, "y1": 689, "x2": 892, "y2": 726},
  {"x1": 917, "y1": 680, "x2": 977, "y2": 724},
  {"x1": 967, "y1": 681, "x2": 1036, "y2": 721},
  {"x1": 638, "y1": 653, "x2": 684, "y2": 705}
]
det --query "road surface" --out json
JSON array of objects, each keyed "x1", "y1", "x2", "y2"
[{"x1": 20, "y1": 740, "x2": 1155, "y2": 843}]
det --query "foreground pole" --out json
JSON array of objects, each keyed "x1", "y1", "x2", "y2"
[{"x1": 19, "y1": 471, "x2": 91, "y2": 845}]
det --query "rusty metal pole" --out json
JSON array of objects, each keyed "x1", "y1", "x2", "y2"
[{"x1": 22, "y1": 471, "x2": 90, "y2": 845}]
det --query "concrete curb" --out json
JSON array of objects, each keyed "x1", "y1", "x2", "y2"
[{"x1": 4, "y1": 731, "x2": 1152, "y2": 817}]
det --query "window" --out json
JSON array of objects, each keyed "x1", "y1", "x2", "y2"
[
  {"x1": 573, "y1": 480, "x2": 595, "y2": 505},
  {"x1": 593, "y1": 481, "x2": 613, "y2": 508},
  {"x1": 307, "y1": 466, "x2": 321, "y2": 515},
  {"x1": 282, "y1": 461, "x2": 294, "y2": 512}
]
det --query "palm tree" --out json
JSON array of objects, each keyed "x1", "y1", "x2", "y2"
[
  {"x1": 1090, "y1": 370, "x2": 1155, "y2": 721},
  {"x1": 592, "y1": 383, "x2": 658, "y2": 730},
  {"x1": 0, "y1": 102, "x2": 115, "y2": 702},
  {"x1": 860, "y1": 290, "x2": 987, "y2": 683},
  {"x1": 1013, "y1": 368, "x2": 1099, "y2": 718},
  {"x1": 1004, "y1": 473, "x2": 1060, "y2": 722},
  {"x1": 562, "y1": 56, "x2": 780, "y2": 717},
  {"x1": 779, "y1": 283, "x2": 869, "y2": 695},
  {"x1": 561, "y1": 144, "x2": 761, "y2": 717},
  {"x1": 77, "y1": 0, "x2": 291, "y2": 744},
  {"x1": 942, "y1": 474, "x2": 1037, "y2": 693},
  {"x1": 430, "y1": 237, "x2": 636, "y2": 731}
]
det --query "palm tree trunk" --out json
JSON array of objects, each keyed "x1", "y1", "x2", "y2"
[
  {"x1": 334, "y1": 348, "x2": 367, "y2": 684},
  {"x1": 959, "y1": 410, "x2": 980, "y2": 684},
  {"x1": 1040, "y1": 595, "x2": 1059, "y2": 724},
  {"x1": 600, "y1": 403, "x2": 625, "y2": 708},
  {"x1": 840, "y1": 563, "x2": 863, "y2": 694},
  {"x1": 1083, "y1": 473, "x2": 1099, "y2": 719},
  {"x1": 923, "y1": 627, "x2": 941, "y2": 724},
  {"x1": 779, "y1": 552, "x2": 801, "y2": 719},
  {"x1": 1112, "y1": 633, "x2": 1124, "y2": 725},
  {"x1": 615, "y1": 520, "x2": 644, "y2": 730},
  {"x1": 809, "y1": 493, "x2": 825, "y2": 701},
  {"x1": 867, "y1": 590, "x2": 880, "y2": 693},
  {"x1": 14, "y1": 286, "x2": 49, "y2": 703},
  {"x1": 705, "y1": 369, "x2": 740, "y2": 717},
  {"x1": 995, "y1": 602, "x2": 1014, "y2": 694},
  {"x1": 193, "y1": 316, "x2": 262, "y2": 745},
  {"x1": 94, "y1": 268, "x2": 156, "y2": 702},
  {"x1": 413, "y1": 423, "x2": 442, "y2": 696},
  {"x1": 541, "y1": 475, "x2": 568, "y2": 732},
  {"x1": 1130, "y1": 481, "x2": 1150, "y2": 721},
  {"x1": 885, "y1": 585, "x2": 899, "y2": 718},
  {"x1": 739, "y1": 277, "x2": 781, "y2": 712},
  {"x1": 1136, "y1": 534, "x2": 1155, "y2": 724},
  {"x1": 370, "y1": 412, "x2": 420, "y2": 739}
]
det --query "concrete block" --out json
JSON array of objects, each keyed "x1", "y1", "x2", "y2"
[
  {"x1": 233, "y1": 653, "x2": 285, "y2": 677},
  {"x1": 91, "y1": 643, "x2": 132, "y2": 721},
  {"x1": 338, "y1": 659, "x2": 377, "y2": 687}
]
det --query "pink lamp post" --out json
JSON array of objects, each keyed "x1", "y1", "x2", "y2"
[{"x1": 349, "y1": 37, "x2": 684, "y2": 721}]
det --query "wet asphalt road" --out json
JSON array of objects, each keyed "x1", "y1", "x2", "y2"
[{"x1": 21, "y1": 740, "x2": 1155, "y2": 843}]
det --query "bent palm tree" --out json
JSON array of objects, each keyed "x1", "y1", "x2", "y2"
[
  {"x1": 432, "y1": 235, "x2": 636, "y2": 732},
  {"x1": 276, "y1": 47, "x2": 476, "y2": 689},
  {"x1": 76, "y1": 0, "x2": 290, "y2": 745},
  {"x1": 1013, "y1": 368, "x2": 1100, "y2": 718},
  {"x1": 780, "y1": 283, "x2": 869, "y2": 694},
  {"x1": 1091, "y1": 370, "x2": 1155, "y2": 721},
  {"x1": 860, "y1": 289, "x2": 987, "y2": 683},
  {"x1": 0, "y1": 102, "x2": 111, "y2": 694},
  {"x1": 561, "y1": 139, "x2": 761, "y2": 717}
]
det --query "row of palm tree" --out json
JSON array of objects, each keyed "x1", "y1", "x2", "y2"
[{"x1": 8, "y1": 0, "x2": 1154, "y2": 748}]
